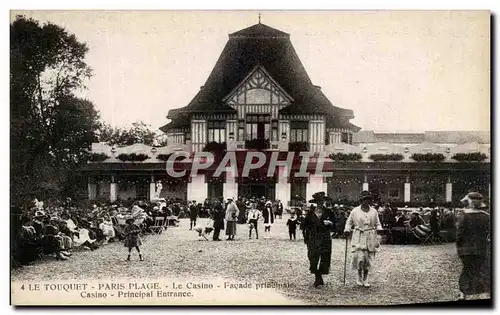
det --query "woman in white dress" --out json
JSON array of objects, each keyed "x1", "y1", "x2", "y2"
[
  {"x1": 344, "y1": 191, "x2": 383, "y2": 287},
  {"x1": 99, "y1": 215, "x2": 116, "y2": 244}
]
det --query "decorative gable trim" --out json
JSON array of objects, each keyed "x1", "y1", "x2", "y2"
[{"x1": 223, "y1": 65, "x2": 294, "y2": 105}]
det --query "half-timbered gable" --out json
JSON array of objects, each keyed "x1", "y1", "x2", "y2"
[{"x1": 224, "y1": 66, "x2": 293, "y2": 119}]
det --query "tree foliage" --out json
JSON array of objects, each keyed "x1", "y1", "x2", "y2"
[
  {"x1": 98, "y1": 121, "x2": 168, "y2": 147},
  {"x1": 11, "y1": 16, "x2": 99, "y2": 205}
]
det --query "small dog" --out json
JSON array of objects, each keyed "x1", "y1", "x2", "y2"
[{"x1": 193, "y1": 226, "x2": 214, "y2": 241}]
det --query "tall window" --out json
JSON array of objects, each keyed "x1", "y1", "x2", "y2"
[
  {"x1": 341, "y1": 132, "x2": 352, "y2": 144},
  {"x1": 238, "y1": 120, "x2": 245, "y2": 141},
  {"x1": 208, "y1": 182, "x2": 223, "y2": 199},
  {"x1": 245, "y1": 115, "x2": 270, "y2": 140},
  {"x1": 207, "y1": 121, "x2": 226, "y2": 143},
  {"x1": 137, "y1": 182, "x2": 148, "y2": 200},
  {"x1": 246, "y1": 123, "x2": 258, "y2": 140},
  {"x1": 290, "y1": 121, "x2": 309, "y2": 142},
  {"x1": 271, "y1": 120, "x2": 279, "y2": 141},
  {"x1": 290, "y1": 182, "x2": 307, "y2": 206},
  {"x1": 330, "y1": 132, "x2": 341, "y2": 144}
]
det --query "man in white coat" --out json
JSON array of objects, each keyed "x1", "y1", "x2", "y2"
[{"x1": 344, "y1": 190, "x2": 383, "y2": 287}]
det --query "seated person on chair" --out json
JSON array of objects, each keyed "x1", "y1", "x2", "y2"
[
  {"x1": 409, "y1": 212, "x2": 425, "y2": 228},
  {"x1": 394, "y1": 212, "x2": 407, "y2": 227},
  {"x1": 429, "y1": 209, "x2": 440, "y2": 235}
]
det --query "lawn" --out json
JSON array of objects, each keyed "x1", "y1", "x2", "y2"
[{"x1": 11, "y1": 215, "x2": 465, "y2": 305}]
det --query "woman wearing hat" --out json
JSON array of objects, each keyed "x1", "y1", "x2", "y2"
[
  {"x1": 225, "y1": 198, "x2": 239, "y2": 241},
  {"x1": 344, "y1": 190, "x2": 383, "y2": 287},
  {"x1": 456, "y1": 192, "x2": 490, "y2": 300}
]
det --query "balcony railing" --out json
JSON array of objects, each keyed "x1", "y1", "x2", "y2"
[
  {"x1": 245, "y1": 138, "x2": 270, "y2": 150},
  {"x1": 202, "y1": 141, "x2": 227, "y2": 152},
  {"x1": 288, "y1": 141, "x2": 310, "y2": 152}
]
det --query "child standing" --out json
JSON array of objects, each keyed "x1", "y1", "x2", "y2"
[
  {"x1": 247, "y1": 203, "x2": 262, "y2": 240},
  {"x1": 297, "y1": 212, "x2": 305, "y2": 240},
  {"x1": 124, "y1": 218, "x2": 143, "y2": 261},
  {"x1": 286, "y1": 214, "x2": 298, "y2": 240},
  {"x1": 262, "y1": 201, "x2": 274, "y2": 238}
]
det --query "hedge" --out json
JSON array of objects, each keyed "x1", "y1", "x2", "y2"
[
  {"x1": 88, "y1": 152, "x2": 109, "y2": 162},
  {"x1": 452, "y1": 152, "x2": 487, "y2": 162},
  {"x1": 411, "y1": 153, "x2": 445, "y2": 162},
  {"x1": 329, "y1": 153, "x2": 362, "y2": 162},
  {"x1": 117, "y1": 153, "x2": 150, "y2": 162},
  {"x1": 369, "y1": 153, "x2": 404, "y2": 162}
]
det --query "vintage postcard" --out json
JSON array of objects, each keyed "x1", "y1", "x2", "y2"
[{"x1": 10, "y1": 10, "x2": 491, "y2": 306}]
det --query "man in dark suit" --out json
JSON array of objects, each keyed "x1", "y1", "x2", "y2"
[
  {"x1": 456, "y1": 192, "x2": 490, "y2": 300},
  {"x1": 212, "y1": 200, "x2": 225, "y2": 241},
  {"x1": 189, "y1": 201, "x2": 199, "y2": 230}
]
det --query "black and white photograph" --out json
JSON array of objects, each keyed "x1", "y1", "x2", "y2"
[{"x1": 9, "y1": 10, "x2": 491, "y2": 306}]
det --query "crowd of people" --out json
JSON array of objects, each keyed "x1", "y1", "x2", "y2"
[
  {"x1": 11, "y1": 197, "x2": 188, "y2": 266},
  {"x1": 12, "y1": 189, "x2": 490, "y2": 301},
  {"x1": 298, "y1": 189, "x2": 490, "y2": 299},
  {"x1": 12, "y1": 192, "x2": 463, "y2": 268},
  {"x1": 188, "y1": 197, "x2": 285, "y2": 241}
]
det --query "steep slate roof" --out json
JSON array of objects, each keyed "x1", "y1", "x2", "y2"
[
  {"x1": 159, "y1": 114, "x2": 191, "y2": 133},
  {"x1": 326, "y1": 116, "x2": 361, "y2": 132},
  {"x1": 166, "y1": 23, "x2": 355, "y2": 121}
]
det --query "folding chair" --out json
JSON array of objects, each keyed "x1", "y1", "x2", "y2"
[
  {"x1": 166, "y1": 216, "x2": 179, "y2": 227},
  {"x1": 415, "y1": 225, "x2": 435, "y2": 245},
  {"x1": 150, "y1": 217, "x2": 165, "y2": 235}
]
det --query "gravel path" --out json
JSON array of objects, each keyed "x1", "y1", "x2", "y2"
[{"x1": 12, "y1": 215, "x2": 465, "y2": 305}]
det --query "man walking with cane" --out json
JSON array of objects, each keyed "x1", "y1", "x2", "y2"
[{"x1": 344, "y1": 191, "x2": 383, "y2": 287}]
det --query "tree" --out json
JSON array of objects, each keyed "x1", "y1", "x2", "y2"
[
  {"x1": 98, "y1": 121, "x2": 168, "y2": 147},
  {"x1": 11, "y1": 16, "x2": 100, "y2": 205}
]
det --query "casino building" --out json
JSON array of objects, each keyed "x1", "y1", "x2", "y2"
[{"x1": 83, "y1": 22, "x2": 490, "y2": 206}]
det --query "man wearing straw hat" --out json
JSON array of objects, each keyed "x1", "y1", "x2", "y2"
[{"x1": 344, "y1": 190, "x2": 383, "y2": 287}]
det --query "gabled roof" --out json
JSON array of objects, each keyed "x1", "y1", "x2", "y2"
[
  {"x1": 169, "y1": 23, "x2": 354, "y2": 120},
  {"x1": 222, "y1": 65, "x2": 294, "y2": 104}
]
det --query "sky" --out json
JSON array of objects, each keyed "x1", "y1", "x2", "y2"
[{"x1": 12, "y1": 10, "x2": 490, "y2": 133}]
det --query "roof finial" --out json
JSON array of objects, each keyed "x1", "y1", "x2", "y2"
[{"x1": 258, "y1": 13, "x2": 261, "y2": 24}]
